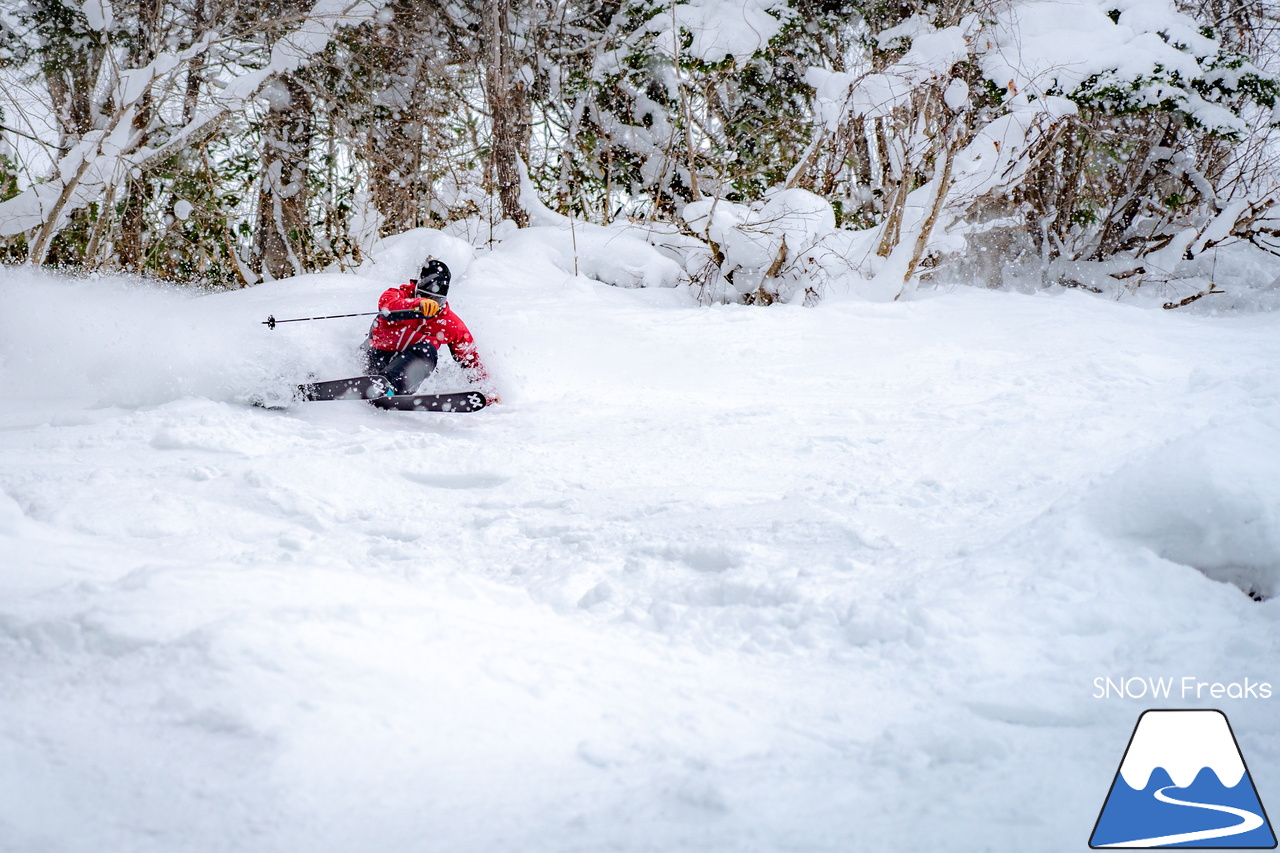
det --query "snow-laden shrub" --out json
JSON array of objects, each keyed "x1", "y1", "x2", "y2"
[
  {"x1": 954, "y1": 0, "x2": 1278, "y2": 295},
  {"x1": 788, "y1": 0, "x2": 1279, "y2": 301},
  {"x1": 682, "y1": 189, "x2": 836, "y2": 304},
  {"x1": 980, "y1": 0, "x2": 1277, "y2": 139}
]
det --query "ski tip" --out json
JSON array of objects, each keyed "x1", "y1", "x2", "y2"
[{"x1": 370, "y1": 391, "x2": 488, "y2": 412}]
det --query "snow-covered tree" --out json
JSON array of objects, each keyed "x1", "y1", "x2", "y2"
[
  {"x1": 0, "y1": 0, "x2": 385, "y2": 280},
  {"x1": 688, "y1": 0, "x2": 1280, "y2": 303},
  {"x1": 1, "y1": 0, "x2": 1277, "y2": 305}
]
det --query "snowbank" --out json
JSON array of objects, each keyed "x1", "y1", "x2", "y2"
[
  {"x1": 499, "y1": 224, "x2": 685, "y2": 289},
  {"x1": 355, "y1": 227, "x2": 476, "y2": 284}
]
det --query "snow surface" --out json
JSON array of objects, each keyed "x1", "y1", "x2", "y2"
[{"x1": 2, "y1": 237, "x2": 1280, "y2": 852}]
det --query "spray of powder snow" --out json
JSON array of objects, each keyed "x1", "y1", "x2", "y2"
[{"x1": 0, "y1": 267, "x2": 392, "y2": 409}]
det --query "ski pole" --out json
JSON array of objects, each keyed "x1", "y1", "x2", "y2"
[
  {"x1": 262, "y1": 312, "x2": 380, "y2": 330},
  {"x1": 263, "y1": 305, "x2": 438, "y2": 329}
]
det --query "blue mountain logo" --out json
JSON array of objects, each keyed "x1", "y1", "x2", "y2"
[{"x1": 1091, "y1": 710, "x2": 1277, "y2": 848}]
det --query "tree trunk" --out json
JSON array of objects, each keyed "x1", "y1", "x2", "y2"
[
  {"x1": 253, "y1": 73, "x2": 313, "y2": 280},
  {"x1": 117, "y1": 0, "x2": 163, "y2": 272},
  {"x1": 364, "y1": 0, "x2": 432, "y2": 234},
  {"x1": 27, "y1": 145, "x2": 99, "y2": 266},
  {"x1": 484, "y1": 0, "x2": 528, "y2": 228},
  {"x1": 849, "y1": 116, "x2": 876, "y2": 224},
  {"x1": 183, "y1": 0, "x2": 206, "y2": 125},
  {"x1": 898, "y1": 123, "x2": 959, "y2": 298},
  {"x1": 369, "y1": 120, "x2": 425, "y2": 235},
  {"x1": 119, "y1": 87, "x2": 156, "y2": 272}
]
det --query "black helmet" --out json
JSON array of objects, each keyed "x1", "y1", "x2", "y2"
[{"x1": 414, "y1": 259, "x2": 451, "y2": 300}]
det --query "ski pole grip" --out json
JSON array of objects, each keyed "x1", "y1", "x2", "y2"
[{"x1": 380, "y1": 309, "x2": 425, "y2": 322}]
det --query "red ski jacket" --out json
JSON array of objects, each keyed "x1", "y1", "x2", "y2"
[{"x1": 368, "y1": 283, "x2": 487, "y2": 379}]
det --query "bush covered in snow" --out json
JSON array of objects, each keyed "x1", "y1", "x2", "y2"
[
  {"x1": 2, "y1": 0, "x2": 1280, "y2": 306},
  {"x1": 682, "y1": 189, "x2": 837, "y2": 304}
]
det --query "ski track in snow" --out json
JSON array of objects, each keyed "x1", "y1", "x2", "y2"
[{"x1": 1, "y1": 256, "x2": 1280, "y2": 852}]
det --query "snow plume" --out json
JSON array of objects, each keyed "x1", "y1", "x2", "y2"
[{"x1": 0, "y1": 267, "x2": 378, "y2": 410}]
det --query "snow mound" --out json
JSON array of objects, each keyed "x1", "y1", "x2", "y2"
[
  {"x1": 499, "y1": 225, "x2": 684, "y2": 289},
  {"x1": 358, "y1": 227, "x2": 476, "y2": 284},
  {"x1": 1085, "y1": 416, "x2": 1280, "y2": 600},
  {"x1": 1155, "y1": 245, "x2": 1280, "y2": 314}
]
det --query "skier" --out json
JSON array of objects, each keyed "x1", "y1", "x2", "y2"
[{"x1": 361, "y1": 258, "x2": 494, "y2": 399}]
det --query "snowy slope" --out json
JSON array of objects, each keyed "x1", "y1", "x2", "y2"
[{"x1": 2, "y1": 243, "x2": 1279, "y2": 852}]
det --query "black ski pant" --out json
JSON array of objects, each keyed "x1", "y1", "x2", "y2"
[{"x1": 362, "y1": 342, "x2": 438, "y2": 395}]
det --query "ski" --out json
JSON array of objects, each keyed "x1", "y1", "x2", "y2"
[
  {"x1": 254, "y1": 379, "x2": 487, "y2": 413},
  {"x1": 370, "y1": 391, "x2": 489, "y2": 413},
  {"x1": 297, "y1": 375, "x2": 391, "y2": 401}
]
